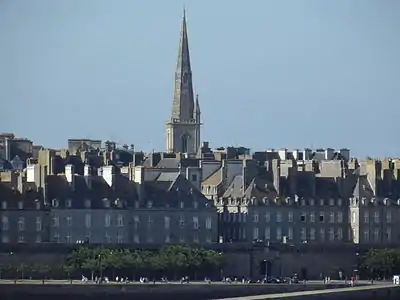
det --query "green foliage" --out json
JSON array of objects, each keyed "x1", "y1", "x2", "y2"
[
  {"x1": 0, "y1": 245, "x2": 224, "y2": 280},
  {"x1": 360, "y1": 248, "x2": 400, "y2": 278},
  {"x1": 64, "y1": 245, "x2": 224, "y2": 279}
]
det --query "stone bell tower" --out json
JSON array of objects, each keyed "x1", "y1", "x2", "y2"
[{"x1": 165, "y1": 10, "x2": 201, "y2": 154}]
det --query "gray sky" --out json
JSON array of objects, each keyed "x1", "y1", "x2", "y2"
[{"x1": 1, "y1": 0, "x2": 399, "y2": 157}]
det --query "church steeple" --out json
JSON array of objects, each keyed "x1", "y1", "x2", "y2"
[
  {"x1": 166, "y1": 11, "x2": 201, "y2": 154},
  {"x1": 171, "y1": 9, "x2": 194, "y2": 121}
]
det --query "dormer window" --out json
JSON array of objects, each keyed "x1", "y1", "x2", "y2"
[
  {"x1": 147, "y1": 200, "x2": 153, "y2": 208},
  {"x1": 329, "y1": 199, "x2": 335, "y2": 206},
  {"x1": 103, "y1": 198, "x2": 110, "y2": 208},
  {"x1": 180, "y1": 201, "x2": 184, "y2": 209},
  {"x1": 35, "y1": 200, "x2": 40, "y2": 210},
  {"x1": 319, "y1": 199, "x2": 324, "y2": 206},
  {"x1": 310, "y1": 199, "x2": 315, "y2": 206},
  {"x1": 18, "y1": 201, "x2": 23, "y2": 210},
  {"x1": 300, "y1": 198, "x2": 306, "y2": 206},
  {"x1": 1, "y1": 201, "x2": 7, "y2": 210},
  {"x1": 66, "y1": 199, "x2": 72, "y2": 208},
  {"x1": 117, "y1": 199, "x2": 124, "y2": 209},
  {"x1": 337, "y1": 199, "x2": 342, "y2": 206},
  {"x1": 52, "y1": 199, "x2": 59, "y2": 208},
  {"x1": 84, "y1": 199, "x2": 91, "y2": 208},
  {"x1": 193, "y1": 201, "x2": 198, "y2": 209}
]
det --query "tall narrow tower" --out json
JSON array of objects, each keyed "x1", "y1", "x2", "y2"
[{"x1": 166, "y1": 10, "x2": 201, "y2": 154}]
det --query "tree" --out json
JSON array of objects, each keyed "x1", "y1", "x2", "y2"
[
  {"x1": 360, "y1": 248, "x2": 400, "y2": 279},
  {"x1": 0, "y1": 263, "x2": 11, "y2": 279},
  {"x1": 63, "y1": 264, "x2": 76, "y2": 280}
]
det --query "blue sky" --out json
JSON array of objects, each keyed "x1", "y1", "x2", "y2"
[{"x1": 1, "y1": 0, "x2": 399, "y2": 157}]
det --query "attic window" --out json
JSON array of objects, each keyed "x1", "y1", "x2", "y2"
[
  {"x1": 103, "y1": 198, "x2": 110, "y2": 208},
  {"x1": 35, "y1": 200, "x2": 40, "y2": 210},
  {"x1": 66, "y1": 199, "x2": 72, "y2": 208},
  {"x1": 1, "y1": 201, "x2": 7, "y2": 210},
  {"x1": 147, "y1": 200, "x2": 153, "y2": 208},
  {"x1": 134, "y1": 201, "x2": 139, "y2": 209},
  {"x1": 319, "y1": 199, "x2": 324, "y2": 206},
  {"x1": 193, "y1": 201, "x2": 198, "y2": 209},
  {"x1": 309, "y1": 199, "x2": 315, "y2": 206},
  {"x1": 18, "y1": 201, "x2": 23, "y2": 210},
  {"x1": 52, "y1": 199, "x2": 59, "y2": 208},
  {"x1": 337, "y1": 199, "x2": 342, "y2": 206},
  {"x1": 329, "y1": 199, "x2": 335, "y2": 206},
  {"x1": 180, "y1": 201, "x2": 184, "y2": 209}
]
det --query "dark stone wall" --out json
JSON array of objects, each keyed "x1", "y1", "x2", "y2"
[{"x1": 0, "y1": 283, "x2": 353, "y2": 300}]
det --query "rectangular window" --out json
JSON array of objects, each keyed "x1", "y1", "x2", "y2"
[
  {"x1": 1, "y1": 216, "x2": 8, "y2": 230},
  {"x1": 276, "y1": 227, "x2": 282, "y2": 241},
  {"x1": 364, "y1": 211, "x2": 369, "y2": 224},
  {"x1": 52, "y1": 216, "x2": 59, "y2": 227},
  {"x1": 147, "y1": 215, "x2": 153, "y2": 228},
  {"x1": 105, "y1": 232, "x2": 111, "y2": 243},
  {"x1": 363, "y1": 229, "x2": 369, "y2": 243},
  {"x1": 288, "y1": 227, "x2": 293, "y2": 240},
  {"x1": 253, "y1": 227, "x2": 259, "y2": 240},
  {"x1": 386, "y1": 228, "x2": 392, "y2": 242},
  {"x1": 104, "y1": 214, "x2": 111, "y2": 227},
  {"x1": 329, "y1": 227, "x2": 335, "y2": 241},
  {"x1": 337, "y1": 228, "x2": 343, "y2": 240},
  {"x1": 253, "y1": 213, "x2": 259, "y2": 223},
  {"x1": 117, "y1": 214, "x2": 123, "y2": 227},
  {"x1": 374, "y1": 228, "x2": 380, "y2": 243},
  {"x1": 1, "y1": 201, "x2": 7, "y2": 210},
  {"x1": 179, "y1": 216, "x2": 185, "y2": 228},
  {"x1": 85, "y1": 214, "x2": 91, "y2": 228},
  {"x1": 18, "y1": 235, "x2": 25, "y2": 243},
  {"x1": 66, "y1": 233, "x2": 72, "y2": 244},
  {"x1": 206, "y1": 217, "x2": 212, "y2": 229},
  {"x1": 300, "y1": 227, "x2": 306, "y2": 241},
  {"x1": 18, "y1": 201, "x2": 23, "y2": 210},
  {"x1": 374, "y1": 211, "x2": 380, "y2": 224},
  {"x1": 310, "y1": 212, "x2": 315, "y2": 223},
  {"x1": 53, "y1": 232, "x2": 60, "y2": 243},
  {"x1": 276, "y1": 212, "x2": 282, "y2": 223},
  {"x1": 117, "y1": 232, "x2": 123, "y2": 244},
  {"x1": 36, "y1": 234, "x2": 41, "y2": 243},
  {"x1": 386, "y1": 211, "x2": 392, "y2": 223},
  {"x1": 319, "y1": 213, "x2": 324, "y2": 222},
  {"x1": 265, "y1": 212, "x2": 271, "y2": 222},
  {"x1": 133, "y1": 215, "x2": 140, "y2": 229},
  {"x1": 164, "y1": 216, "x2": 170, "y2": 230},
  {"x1": 310, "y1": 228, "x2": 316, "y2": 241},
  {"x1": 36, "y1": 217, "x2": 42, "y2": 231},
  {"x1": 18, "y1": 217, "x2": 25, "y2": 231},
  {"x1": 329, "y1": 212, "x2": 335, "y2": 223},
  {"x1": 336, "y1": 212, "x2": 343, "y2": 223},
  {"x1": 193, "y1": 216, "x2": 199, "y2": 229},
  {"x1": 288, "y1": 211, "x2": 293, "y2": 222},
  {"x1": 300, "y1": 213, "x2": 306, "y2": 222},
  {"x1": 66, "y1": 216, "x2": 72, "y2": 226},
  {"x1": 352, "y1": 211, "x2": 356, "y2": 224}
]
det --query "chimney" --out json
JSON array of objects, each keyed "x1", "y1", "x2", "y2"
[
  {"x1": 84, "y1": 164, "x2": 92, "y2": 189},
  {"x1": 102, "y1": 165, "x2": 115, "y2": 188},
  {"x1": 4, "y1": 137, "x2": 10, "y2": 161},
  {"x1": 65, "y1": 164, "x2": 75, "y2": 191},
  {"x1": 133, "y1": 166, "x2": 145, "y2": 201},
  {"x1": 272, "y1": 159, "x2": 280, "y2": 194}
]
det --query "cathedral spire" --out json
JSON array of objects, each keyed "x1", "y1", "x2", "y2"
[{"x1": 170, "y1": 9, "x2": 194, "y2": 121}]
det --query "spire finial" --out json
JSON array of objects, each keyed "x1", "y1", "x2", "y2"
[{"x1": 183, "y1": 5, "x2": 186, "y2": 20}]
